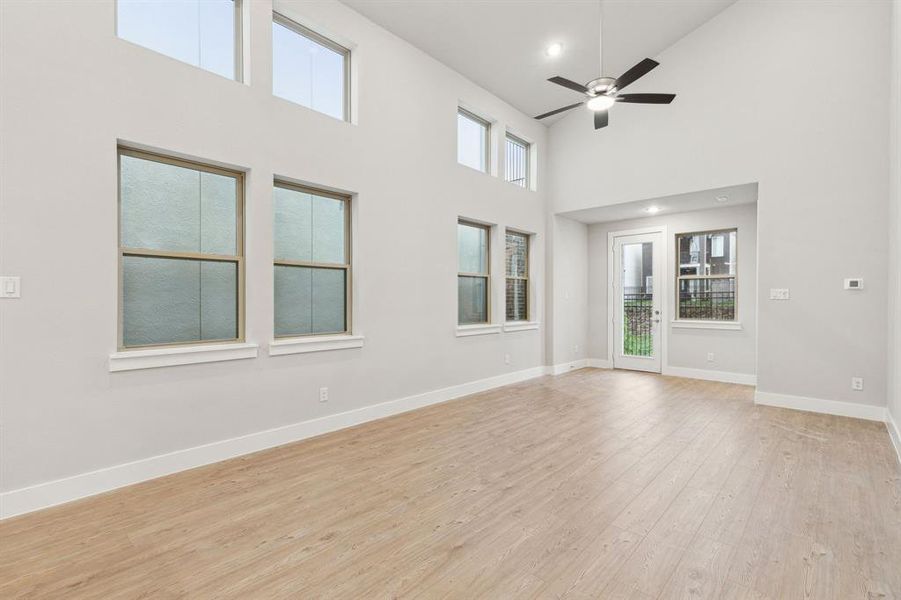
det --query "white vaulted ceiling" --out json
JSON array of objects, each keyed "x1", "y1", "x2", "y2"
[{"x1": 341, "y1": 0, "x2": 737, "y2": 121}]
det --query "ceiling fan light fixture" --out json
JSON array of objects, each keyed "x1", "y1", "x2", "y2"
[{"x1": 586, "y1": 95, "x2": 615, "y2": 111}]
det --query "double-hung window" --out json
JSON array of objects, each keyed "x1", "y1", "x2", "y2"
[
  {"x1": 272, "y1": 13, "x2": 350, "y2": 121},
  {"x1": 676, "y1": 229, "x2": 737, "y2": 321},
  {"x1": 457, "y1": 108, "x2": 490, "y2": 172},
  {"x1": 458, "y1": 221, "x2": 490, "y2": 324},
  {"x1": 273, "y1": 182, "x2": 351, "y2": 336},
  {"x1": 118, "y1": 148, "x2": 244, "y2": 349},
  {"x1": 505, "y1": 133, "x2": 530, "y2": 188},
  {"x1": 117, "y1": 0, "x2": 242, "y2": 80},
  {"x1": 505, "y1": 231, "x2": 529, "y2": 321}
]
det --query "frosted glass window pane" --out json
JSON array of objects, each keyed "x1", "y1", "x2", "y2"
[
  {"x1": 273, "y1": 187, "x2": 313, "y2": 262},
  {"x1": 505, "y1": 232, "x2": 527, "y2": 277},
  {"x1": 274, "y1": 266, "x2": 346, "y2": 335},
  {"x1": 121, "y1": 155, "x2": 200, "y2": 252},
  {"x1": 117, "y1": 0, "x2": 237, "y2": 80},
  {"x1": 274, "y1": 265, "x2": 313, "y2": 336},
  {"x1": 272, "y1": 19, "x2": 346, "y2": 120},
  {"x1": 458, "y1": 276, "x2": 488, "y2": 324},
  {"x1": 506, "y1": 279, "x2": 528, "y2": 321},
  {"x1": 123, "y1": 256, "x2": 200, "y2": 346},
  {"x1": 312, "y1": 268, "x2": 346, "y2": 333},
  {"x1": 200, "y1": 261, "x2": 237, "y2": 340},
  {"x1": 458, "y1": 223, "x2": 488, "y2": 274},
  {"x1": 312, "y1": 194, "x2": 345, "y2": 263},
  {"x1": 121, "y1": 155, "x2": 237, "y2": 254},
  {"x1": 200, "y1": 172, "x2": 237, "y2": 255},
  {"x1": 457, "y1": 112, "x2": 488, "y2": 172},
  {"x1": 123, "y1": 256, "x2": 237, "y2": 346}
]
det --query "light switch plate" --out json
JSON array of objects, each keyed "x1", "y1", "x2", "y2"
[
  {"x1": 0, "y1": 276, "x2": 20, "y2": 298},
  {"x1": 769, "y1": 288, "x2": 790, "y2": 300}
]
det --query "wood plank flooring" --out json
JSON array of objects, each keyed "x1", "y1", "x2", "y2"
[{"x1": 1, "y1": 369, "x2": 899, "y2": 599}]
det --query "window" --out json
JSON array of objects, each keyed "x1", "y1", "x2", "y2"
[
  {"x1": 273, "y1": 182, "x2": 350, "y2": 337},
  {"x1": 505, "y1": 133, "x2": 530, "y2": 188},
  {"x1": 505, "y1": 231, "x2": 529, "y2": 321},
  {"x1": 272, "y1": 13, "x2": 350, "y2": 121},
  {"x1": 118, "y1": 148, "x2": 243, "y2": 349},
  {"x1": 457, "y1": 109, "x2": 489, "y2": 172},
  {"x1": 676, "y1": 229, "x2": 737, "y2": 321},
  {"x1": 117, "y1": 0, "x2": 241, "y2": 80},
  {"x1": 458, "y1": 221, "x2": 490, "y2": 324}
]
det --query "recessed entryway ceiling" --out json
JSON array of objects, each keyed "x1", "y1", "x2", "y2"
[{"x1": 340, "y1": 0, "x2": 737, "y2": 121}]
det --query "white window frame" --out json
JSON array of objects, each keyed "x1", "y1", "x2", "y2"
[
  {"x1": 272, "y1": 11, "x2": 352, "y2": 122},
  {"x1": 457, "y1": 108, "x2": 491, "y2": 173},
  {"x1": 504, "y1": 230, "x2": 530, "y2": 322},
  {"x1": 504, "y1": 133, "x2": 530, "y2": 189}
]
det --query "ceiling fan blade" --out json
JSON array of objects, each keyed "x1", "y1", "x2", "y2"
[
  {"x1": 614, "y1": 58, "x2": 659, "y2": 91},
  {"x1": 547, "y1": 76, "x2": 589, "y2": 93},
  {"x1": 594, "y1": 110, "x2": 608, "y2": 129},
  {"x1": 534, "y1": 102, "x2": 584, "y2": 120},
  {"x1": 616, "y1": 93, "x2": 676, "y2": 104}
]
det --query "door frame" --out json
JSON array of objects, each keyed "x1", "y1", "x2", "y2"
[{"x1": 606, "y1": 225, "x2": 669, "y2": 372}]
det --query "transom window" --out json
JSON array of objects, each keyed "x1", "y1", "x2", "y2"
[
  {"x1": 272, "y1": 13, "x2": 350, "y2": 121},
  {"x1": 505, "y1": 133, "x2": 530, "y2": 188},
  {"x1": 457, "y1": 108, "x2": 490, "y2": 173},
  {"x1": 118, "y1": 148, "x2": 244, "y2": 349},
  {"x1": 117, "y1": 0, "x2": 241, "y2": 80},
  {"x1": 458, "y1": 221, "x2": 490, "y2": 324},
  {"x1": 676, "y1": 229, "x2": 737, "y2": 321},
  {"x1": 505, "y1": 231, "x2": 529, "y2": 321},
  {"x1": 273, "y1": 182, "x2": 351, "y2": 336}
]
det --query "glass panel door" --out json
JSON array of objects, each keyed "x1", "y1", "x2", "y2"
[{"x1": 613, "y1": 232, "x2": 662, "y2": 373}]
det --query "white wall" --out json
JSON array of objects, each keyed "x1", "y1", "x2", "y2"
[
  {"x1": 548, "y1": 216, "x2": 588, "y2": 367},
  {"x1": 888, "y1": 0, "x2": 901, "y2": 441},
  {"x1": 587, "y1": 203, "x2": 757, "y2": 377},
  {"x1": 549, "y1": 0, "x2": 890, "y2": 408},
  {"x1": 0, "y1": 0, "x2": 549, "y2": 496}
]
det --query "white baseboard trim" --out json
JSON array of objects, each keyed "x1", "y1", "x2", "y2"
[
  {"x1": 0, "y1": 366, "x2": 546, "y2": 520},
  {"x1": 587, "y1": 358, "x2": 612, "y2": 369},
  {"x1": 887, "y1": 410, "x2": 901, "y2": 467},
  {"x1": 754, "y1": 390, "x2": 886, "y2": 422},
  {"x1": 663, "y1": 366, "x2": 756, "y2": 386},
  {"x1": 546, "y1": 359, "x2": 589, "y2": 375}
]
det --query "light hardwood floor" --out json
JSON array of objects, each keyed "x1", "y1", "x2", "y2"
[{"x1": 1, "y1": 369, "x2": 899, "y2": 599}]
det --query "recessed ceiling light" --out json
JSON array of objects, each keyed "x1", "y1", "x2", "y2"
[
  {"x1": 715, "y1": 195, "x2": 729, "y2": 203},
  {"x1": 546, "y1": 43, "x2": 563, "y2": 57},
  {"x1": 644, "y1": 206, "x2": 661, "y2": 214}
]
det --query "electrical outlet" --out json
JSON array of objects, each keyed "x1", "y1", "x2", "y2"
[
  {"x1": 504, "y1": 354, "x2": 511, "y2": 365},
  {"x1": 0, "y1": 276, "x2": 20, "y2": 298},
  {"x1": 769, "y1": 288, "x2": 790, "y2": 300},
  {"x1": 851, "y1": 377, "x2": 864, "y2": 392},
  {"x1": 319, "y1": 387, "x2": 329, "y2": 402},
  {"x1": 707, "y1": 352, "x2": 715, "y2": 363}
]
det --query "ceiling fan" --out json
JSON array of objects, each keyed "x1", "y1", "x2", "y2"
[{"x1": 534, "y1": 58, "x2": 675, "y2": 129}]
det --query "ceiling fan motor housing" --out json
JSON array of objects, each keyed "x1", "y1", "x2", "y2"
[{"x1": 586, "y1": 77, "x2": 618, "y2": 96}]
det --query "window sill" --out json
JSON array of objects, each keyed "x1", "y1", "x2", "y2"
[
  {"x1": 456, "y1": 323, "x2": 502, "y2": 337},
  {"x1": 503, "y1": 321, "x2": 540, "y2": 332},
  {"x1": 109, "y1": 342, "x2": 258, "y2": 372},
  {"x1": 268, "y1": 334, "x2": 364, "y2": 356},
  {"x1": 671, "y1": 320, "x2": 743, "y2": 331}
]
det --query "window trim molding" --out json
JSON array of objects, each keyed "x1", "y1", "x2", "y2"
[
  {"x1": 457, "y1": 107, "x2": 491, "y2": 173},
  {"x1": 674, "y1": 228, "x2": 738, "y2": 323},
  {"x1": 504, "y1": 132, "x2": 530, "y2": 189},
  {"x1": 272, "y1": 11, "x2": 352, "y2": 122},
  {"x1": 457, "y1": 219, "x2": 492, "y2": 326},
  {"x1": 269, "y1": 334, "x2": 364, "y2": 356},
  {"x1": 109, "y1": 342, "x2": 258, "y2": 372},
  {"x1": 117, "y1": 146, "x2": 245, "y2": 352},
  {"x1": 272, "y1": 180, "x2": 353, "y2": 340}
]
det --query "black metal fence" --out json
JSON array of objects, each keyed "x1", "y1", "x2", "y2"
[
  {"x1": 623, "y1": 290, "x2": 653, "y2": 357},
  {"x1": 678, "y1": 279, "x2": 735, "y2": 320}
]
